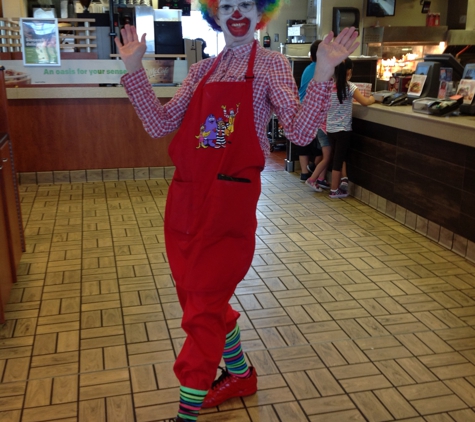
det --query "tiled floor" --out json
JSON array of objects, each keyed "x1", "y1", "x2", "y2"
[{"x1": 2, "y1": 153, "x2": 475, "y2": 422}]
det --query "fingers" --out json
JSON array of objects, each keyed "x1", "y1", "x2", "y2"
[
  {"x1": 335, "y1": 27, "x2": 358, "y2": 47},
  {"x1": 114, "y1": 35, "x2": 122, "y2": 49},
  {"x1": 321, "y1": 31, "x2": 334, "y2": 46},
  {"x1": 120, "y1": 24, "x2": 138, "y2": 45},
  {"x1": 346, "y1": 40, "x2": 361, "y2": 56}
]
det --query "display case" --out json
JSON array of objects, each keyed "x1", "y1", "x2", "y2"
[{"x1": 363, "y1": 26, "x2": 448, "y2": 91}]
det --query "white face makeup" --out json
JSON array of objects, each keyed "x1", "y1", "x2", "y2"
[{"x1": 214, "y1": 0, "x2": 262, "y2": 49}]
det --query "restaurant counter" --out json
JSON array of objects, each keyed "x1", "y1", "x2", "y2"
[
  {"x1": 350, "y1": 102, "x2": 475, "y2": 246},
  {"x1": 6, "y1": 85, "x2": 475, "y2": 249},
  {"x1": 6, "y1": 86, "x2": 180, "y2": 175},
  {"x1": 352, "y1": 103, "x2": 475, "y2": 147}
]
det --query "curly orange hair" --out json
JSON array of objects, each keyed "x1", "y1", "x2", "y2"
[{"x1": 198, "y1": 0, "x2": 282, "y2": 31}]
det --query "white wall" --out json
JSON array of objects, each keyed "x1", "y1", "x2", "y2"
[
  {"x1": 260, "y1": 0, "x2": 308, "y2": 51},
  {"x1": 2, "y1": 0, "x2": 27, "y2": 17},
  {"x1": 467, "y1": 0, "x2": 475, "y2": 29}
]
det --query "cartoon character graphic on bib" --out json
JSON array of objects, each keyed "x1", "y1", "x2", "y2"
[
  {"x1": 196, "y1": 125, "x2": 211, "y2": 149},
  {"x1": 222, "y1": 104, "x2": 239, "y2": 136},
  {"x1": 197, "y1": 105, "x2": 241, "y2": 150},
  {"x1": 203, "y1": 114, "x2": 217, "y2": 147},
  {"x1": 215, "y1": 118, "x2": 228, "y2": 148}
]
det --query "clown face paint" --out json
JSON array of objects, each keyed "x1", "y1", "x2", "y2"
[{"x1": 214, "y1": 0, "x2": 262, "y2": 49}]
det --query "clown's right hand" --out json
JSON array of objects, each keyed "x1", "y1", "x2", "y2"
[{"x1": 114, "y1": 24, "x2": 147, "y2": 75}]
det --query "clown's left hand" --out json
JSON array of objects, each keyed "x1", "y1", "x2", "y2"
[{"x1": 313, "y1": 27, "x2": 360, "y2": 82}]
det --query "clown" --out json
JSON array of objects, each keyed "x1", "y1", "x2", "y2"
[
  {"x1": 221, "y1": 103, "x2": 239, "y2": 135},
  {"x1": 115, "y1": 1, "x2": 359, "y2": 420}
]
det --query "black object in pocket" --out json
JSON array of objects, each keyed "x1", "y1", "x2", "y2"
[{"x1": 217, "y1": 173, "x2": 251, "y2": 183}]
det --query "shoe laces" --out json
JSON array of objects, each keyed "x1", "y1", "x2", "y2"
[{"x1": 211, "y1": 366, "x2": 232, "y2": 389}]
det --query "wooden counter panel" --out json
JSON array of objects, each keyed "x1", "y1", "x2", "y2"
[
  {"x1": 7, "y1": 97, "x2": 175, "y2": 172},
  {"x1": 351, "y1": 118, "x2": 475, "y2": 243}
]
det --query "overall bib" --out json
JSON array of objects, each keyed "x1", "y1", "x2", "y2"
[{"x1": 165, "y1": 41, "x2": 265, "y2": 390}]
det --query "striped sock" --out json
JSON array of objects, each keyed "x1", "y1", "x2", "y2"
[
  {"x1": 223, "y1": 324, "x2": 251, "y2": 378},
  {"x1": 177, "y1": 386, "x2": 207, "y2": 421}
]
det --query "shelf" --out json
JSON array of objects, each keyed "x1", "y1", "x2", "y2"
[{"x1": 0, "y1": 17, "x2": 98, "y2": 54}]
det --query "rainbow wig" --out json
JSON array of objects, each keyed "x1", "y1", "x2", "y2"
[{"x1": 198, "y1": 0, "x2": 282, "y2": 32}]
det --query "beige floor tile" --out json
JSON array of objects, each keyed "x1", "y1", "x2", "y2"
[
  {"x1": 0, "y1": 410, "x2": 22, "y2": 422},
  {"x1": 349, "y1": 391, "x2": 393, "y2": 422},
  {"x1": 22, "y1": 402, "x2": 77, "y2": 422},
  {"x1": 5, "y1": 173, "x2": 475, "y2": 421},
  {"x1": 79, "y1": 398, "x2": 105, "y2": 422},
  {"x1": 449, "y1": 409, "x2": 475, "y2": 421},
  {"x1": 0, "y1": 395, "x2": 23, "y2": 412},
  {"x1": 247, "y1": 404, "x2": 280, "y2": 422},
  {"x1": 300, "y1": 394, "x2": 356, "y2": 416},
  {"x1": 444, "y1": 378, "x2": 475, "y2": 407},
  {"x1": 411, "y1": 394, "x2": 467, "y2": 415},
  {"x1": 331, "y1": 362, "x2": 380, "y2": 380}
]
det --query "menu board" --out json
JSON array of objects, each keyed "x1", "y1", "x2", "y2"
[
  {"x1": 20, "y1": 18, "x2": 61, "y2": 66},
  {"x1": 407, "y1": 74, "x2": 427, "y2": 97},
  {"x1": 456, "y1": 79, "x2": 475, "y2": 105}
]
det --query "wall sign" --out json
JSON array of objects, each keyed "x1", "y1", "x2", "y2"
[
  {"x1": 20, "y1": 18, "x2": 61, "y2": 66},
  {"x1": 1, "y1": 60, "x2": 187, "y2": 86}
]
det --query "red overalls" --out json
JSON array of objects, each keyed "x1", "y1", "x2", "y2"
[{"x1": 165, "y1": 41, "x2": 265, "y2": 391}]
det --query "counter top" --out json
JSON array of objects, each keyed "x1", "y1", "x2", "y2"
[
  {"x1": 353, "y1": 103, "x2": 475, "y2": 148},
  {"x1": 7, "y1": 86, "x2": 475, "y2": 148},
  {"x1": 6, "y1": 86, "x2": 179, "y2": 99}
]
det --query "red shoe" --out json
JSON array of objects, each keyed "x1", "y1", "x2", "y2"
[{"x1": 202, "y1": 366, "x2": 257, "y2": 408}]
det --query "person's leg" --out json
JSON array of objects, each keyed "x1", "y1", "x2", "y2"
[
  {"x1": 315, "y1": 129, "x2": 331, "y2": 186},
  {"x1": 296, "y1": 139, "x2": 318, "y2": 182},
  {"x1": 173, "y1": 285, "x2": 239, "y2": 420},
  {"x1": 222, "y1": 323, "x2": 250, "y2": 377},
  {"x1": 315, "y1": 145, "x2": 331, "y2": 188},
  {"x1": 308, "y1": 138, "x2": 322, "y2": 173},
  {"x1": 312, "y1": 154, "x2": 322, "y2": 173},
  {"x1": 306, "y1": 130, "x2": 331, "y2": 191},
  {"x1": 329, "y1": 131, "x2": 351, "y2": 198},
  {"x1": 298, "y1": 154, "x2": 311, "y2": 181},
  {"x1": 340, "y1": 161, "x2": 349, "y2": 192},
  {"x1": 202, "y1": 321, "x2": 257, "y2": 408}
]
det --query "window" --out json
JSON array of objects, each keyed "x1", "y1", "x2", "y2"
[{"x1": 181, "y1": 11, "x2": 225, "y2": 57}]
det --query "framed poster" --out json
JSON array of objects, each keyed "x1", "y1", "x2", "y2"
[{"x1": 20, "y1": 18, "x2": 61, "y2": 66}]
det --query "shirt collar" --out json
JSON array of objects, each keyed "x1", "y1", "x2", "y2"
[{"x1": 222, "y1": 41, "x2": 255, "y2": 59}]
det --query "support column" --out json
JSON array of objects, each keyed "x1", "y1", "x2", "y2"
[
  {"x1": 2, "y1": 0, "x2": 27, "y2": 18},
  {"x1": 467, "y1": 0, "x2": 475, "y2": 30}
]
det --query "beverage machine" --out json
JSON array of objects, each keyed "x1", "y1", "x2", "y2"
[{"x1": 114, "y1": 4, "x2": 155, "y2": 54}]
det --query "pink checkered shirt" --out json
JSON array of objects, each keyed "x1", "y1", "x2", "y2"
[{"x1": 122, "y1": 42, "x2": 332, "y2": 158}]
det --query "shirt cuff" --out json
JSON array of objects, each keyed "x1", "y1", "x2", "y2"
[
  {"x1": 308, "y1": 79, "x2": 333, "y2": 94},
  {"x1": 121, "y1": 68, "x2": 149, "y2": 96}
]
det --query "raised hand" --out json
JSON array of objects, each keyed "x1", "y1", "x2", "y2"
[
  {"x1": 313, "y1": 27, "x2": 360, "y2": 82},
  {"x1": 114, "y1": 24, "x2": 147, "y2": 75}
]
